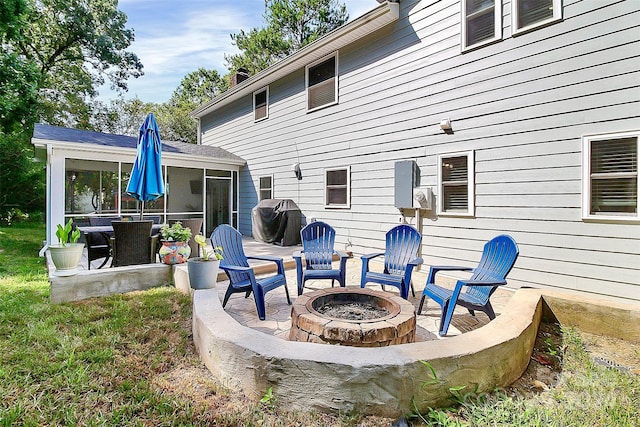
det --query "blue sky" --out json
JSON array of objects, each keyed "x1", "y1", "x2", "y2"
[{"x1": 104, "y1": 0, "x2": 377, "y2": 103}]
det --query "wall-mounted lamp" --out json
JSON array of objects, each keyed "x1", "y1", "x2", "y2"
[
  {"x1": 292, "y1": 162, "x2": 302, "y2": 180},
  {"x1": 440, "y1": 118, "x2": 453, "y2": 134}
]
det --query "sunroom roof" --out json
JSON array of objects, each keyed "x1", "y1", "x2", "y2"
[{"x1": 31, "y1": 123, "x2": 245, "y2": 165}]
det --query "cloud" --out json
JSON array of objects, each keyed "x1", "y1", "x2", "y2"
[{"x1": 100, "y1": 0, "x2": 380, "y2": 103}]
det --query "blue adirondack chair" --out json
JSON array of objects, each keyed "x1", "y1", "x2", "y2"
[
  {"x1": 417, "y1": 234, "x2": 519, "y2": 336},
  {"x1": 360, "y1": 224, "x2": 423, "y2": 300},
  {"x1": 210, "y1": 224, "x2": 290, "y2": 320},
  {"x1": 293, "y1": 221, "x2": 349, "y2": 296}
]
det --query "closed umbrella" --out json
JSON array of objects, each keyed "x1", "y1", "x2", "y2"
[{"x1": 126, "y1": 113, "x2": 164, "y2": 220}]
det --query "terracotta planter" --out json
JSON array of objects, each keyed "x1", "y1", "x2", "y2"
[
  {"x1": 49, "y1": 243, "x2": 85, "y2": 276},
  {"x1": 159, "y1": 241, "x2": 191, "y2": 265},
  {"x1": 187, "y1": 258, "x2": 220, "y2": 289}
]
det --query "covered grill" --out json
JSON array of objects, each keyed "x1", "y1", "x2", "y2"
[{"x1": 251, "y1": 199, "x2": 302, "y2": 246}]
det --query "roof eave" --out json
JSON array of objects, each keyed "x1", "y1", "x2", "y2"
[
  {"x1": 191, "y1": 1, "x2": 400, "y2": 119},
  {"x1": 31, "y1": 138, "x2": 246, "y2": 166}
]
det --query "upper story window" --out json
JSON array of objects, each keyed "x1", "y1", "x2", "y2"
[
  {"x1": 253, "y1": 87, "x2": 268, "y2": 122},
  {"x1": 437, "y1": 152, "x2": 475, "y2": 216},
  {"x1": 259, "y1": 176, "x2": 273, "y2": 200},
  {"x1": 325, "y1": 166, "x2": 350, "y2": 208},
  {"x1": 306, "y1": 53, "x2": 338, "y2": 112},
  {"x1": 583, "y1": 132, "x2": 639, "y2": 221},
  {"x1": 462, "y1": 0, "x2": 501, "y2": 51},
  {"x1": 512, "y1": 0, "x2": 562, "y2": 34}
]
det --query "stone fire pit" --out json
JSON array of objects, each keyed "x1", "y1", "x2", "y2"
[{"x1": 289, "y1": 286, "x2": 416, "y2": 346}]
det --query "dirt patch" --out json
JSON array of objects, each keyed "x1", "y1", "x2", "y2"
[
  {"x1": 508, "y1": 321, "x2": 564, "y2": 396},
  {"x1": 508, "y1": 321, "x2": 639, "y2": 398},
  {"x1": 580, "y1": 330, "x2": 640, "y2": 375}
]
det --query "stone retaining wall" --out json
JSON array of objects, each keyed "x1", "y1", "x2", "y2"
[{"x1": 193, "y1": 287, "x2": 543, "y2": 416}]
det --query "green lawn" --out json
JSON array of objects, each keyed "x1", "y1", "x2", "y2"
[{"x1": 1, "y1": 223, "x2": 638, "y2": 426}]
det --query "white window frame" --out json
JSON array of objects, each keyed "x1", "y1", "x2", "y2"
[
  {"x1": 461, "y1": 0, "x2": 501, "y2": 52},
  {"x1": 324, "y1": 166, "x2": 350, "y2": 209},
  {"x1": 437, "y1": 151, "x2": 475, "y2": 216},
  {"x1": 253, "y1": 86, "x2": 269, "y2": 122},
  {"x1": 582, "y1": 131, "x2": 639, "y2": 222},
  {"x1": 306, "y1": 53, "x2": 338, "y2": 113},
  {"x1": 259, "y1": 175, "x2": 273, "y2": 200},
  {"x1": 512, "y1": 0, "x2": 562, "y2": 36}
]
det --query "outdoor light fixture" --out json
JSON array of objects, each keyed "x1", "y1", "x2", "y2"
[
  {"x1": 292, "y1": 162, "x2": 302, "y2": 180},
  {"x1": 440, "y1": 118, "x2": 453, "y2": 133}
]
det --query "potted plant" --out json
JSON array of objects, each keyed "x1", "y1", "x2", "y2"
[
  {"x1": 158, "y1": 222, "x2": 192, "y2": 265},
  {"x1": 49, "y1": 219, "x2": 85, "y2": 276},
  {"x1": 187, "y1": 234, "x2": 223, "y2": 289}
]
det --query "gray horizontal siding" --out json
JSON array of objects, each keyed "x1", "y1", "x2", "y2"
[{"x1": 200, "y1": 0, "x2": 640, "y2": 301}]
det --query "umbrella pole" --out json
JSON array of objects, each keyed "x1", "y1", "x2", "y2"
[{"x1": 140, "y1": 200, "x2": 144, "y2": 221}]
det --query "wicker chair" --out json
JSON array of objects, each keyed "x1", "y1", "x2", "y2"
[
  {"x1": 169, "y1": 218, "x2": 203, "y2": 258},
  {"x1": 111, "y1": 221, "x2": 158, "y2": 267}
]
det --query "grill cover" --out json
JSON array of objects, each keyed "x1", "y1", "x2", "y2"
[{"x1": 251, "y1": 199, "x2": 302, "y2": 246}]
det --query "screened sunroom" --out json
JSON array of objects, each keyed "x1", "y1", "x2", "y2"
[{"x1": 32, "y1": 124, "x2": 245, "y2": 248}]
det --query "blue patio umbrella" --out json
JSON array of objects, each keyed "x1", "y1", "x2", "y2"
[{"x1": 126, "y1": 113, "x2": 164, "y2": 219}]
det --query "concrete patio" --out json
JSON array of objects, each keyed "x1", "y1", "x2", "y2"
[{"x1": 51, "y1": 236, "x2": 514, "y2": 339}]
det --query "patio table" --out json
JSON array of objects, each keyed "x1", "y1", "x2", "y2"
[{"x1": 78, "y1": 224, "x2": 163, "y2": 269}]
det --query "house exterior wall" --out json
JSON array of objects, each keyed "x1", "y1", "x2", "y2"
[{"x1": 199, "y1": 0, "x2": 640, "y2": 301}]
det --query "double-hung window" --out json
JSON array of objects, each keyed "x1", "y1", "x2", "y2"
[
  {"x1": 583, "y1": 132, "x2": 639, "y2": 220},
  {"x1": 306, "y1": 54, "x2": 338, "y2": 111},
  {"x1": 259, "y1": 176, "x2": 273, "y2": 200},
  {"x1": 512, "y1": 0, "x2": 562, "y2": 34},
  {"x1": 253, "y1": 87, "x2": 268, "y2": 121},
  {"x1": 324, "y1": 167, "x2": 350, "y2": 208},
  {"x1": 437, "y1": 152, "x2": 475, "y2": 216},
  {"x1": 462, "y1": 0, "x2": 501, "y2": 50}
]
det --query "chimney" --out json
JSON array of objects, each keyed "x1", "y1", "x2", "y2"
[{"x1": 230, "y1": 68, "x2": 249, "y2": 87}]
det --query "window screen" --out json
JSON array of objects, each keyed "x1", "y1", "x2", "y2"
[
  {"x1": 590, "y1": 137, "x2": 638, "y2": 215},
  {"x1": 307, "y1": 56, "x2": 336, "y2": 110},
  {"x1": 325, "y1": 168, "x2": 349, "y2": 207},
  {"x1": 464, "y1": 0, "x2": 498, "y2": 48}
]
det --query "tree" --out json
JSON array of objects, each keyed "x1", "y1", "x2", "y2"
[
  {"x1": 17, "y1": 0, "x2": 143, "y2": 128},
  {"x1": 0, "y1": 0, "x2": 44, "y2": 222},
  {"x1": 155, "y1": 68, "x2": 227, "y2": 143},
  {"x1": 91, "y1": 69, "x2": 226, "y2": 144},
  {"x1": 0, "y1": 0, "x2": 39, "y2": 132},
  {"x1": 1, "y1": 0, "x2": 143, "y2": 221},
  {"x1": 91, "y1": 97, "x2": 157, "y2": 137},
  {"x1": 226, "y1": 0, "x2": 348, "y2": 75}
]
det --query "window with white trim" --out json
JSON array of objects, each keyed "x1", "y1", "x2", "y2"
[
  {"x1": 462, "y1": 0, "x2": 501, "y2": 50},
  {"x1": 583, "y1": 132, "x2": 639, "y2": 220},
  {"x1": 324, "y1": 167, "x2": 350, "y2": 208},
  {"x1": 306, "y1": 54, "x2": 338, "y2": 111},
  {"x1": 512, "y1": 0, "x2": 562, "y2": 34},
  {"x1": 253, "y1": 87, "x2": 268, "y2": 121},
  {"x1": 437, "y1": 152, "x2": 475, "y2": 216},
  {"x1": 259, "y1": 176, "x2": 273, "y2": 200}
]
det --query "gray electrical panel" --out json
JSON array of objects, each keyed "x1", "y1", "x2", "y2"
[{"x1": 394, "y1": 160, "x2": 419, "y2": 208}]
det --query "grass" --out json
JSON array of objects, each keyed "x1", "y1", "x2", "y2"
[
  {"x1": 1, "y1": 223, "x2": 638, "y2": 426},
  {"x1": 422, "y1": 327, "x2": 639, "y2": 426}
]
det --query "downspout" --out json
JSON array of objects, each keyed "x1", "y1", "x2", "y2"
[{"x1": 196, "y1": 117, "x2": 202, "y2": 145}]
